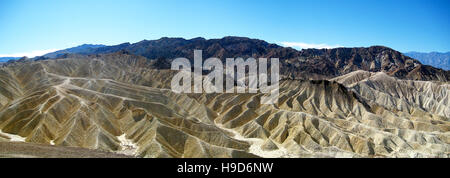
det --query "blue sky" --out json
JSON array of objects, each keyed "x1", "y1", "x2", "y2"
[{"x1": 0, "y1": 0, "x2": 449, "y2": 57}]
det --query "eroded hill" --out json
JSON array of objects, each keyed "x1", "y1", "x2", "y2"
[{"x1": 0, "y1": 52, "x2": 448, "y2": 158}]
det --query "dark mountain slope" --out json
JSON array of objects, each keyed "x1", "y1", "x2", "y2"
[{"x1": 41, "y1": 37, "x2": 450, "y2": 81}]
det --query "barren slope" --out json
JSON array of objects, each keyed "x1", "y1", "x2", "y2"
[{"x1": 0, "y1": 54, "x2": 448, "y2": 158}]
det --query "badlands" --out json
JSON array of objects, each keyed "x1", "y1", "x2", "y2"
[{"x1": 0, "y1": 37, "x2": 448, "y2": 158}]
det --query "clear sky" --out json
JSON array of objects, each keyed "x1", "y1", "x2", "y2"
[{"x1": 1, "y1": 0, "x2": 449, "y2": 57}]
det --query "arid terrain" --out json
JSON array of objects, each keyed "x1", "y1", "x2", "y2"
[{"x1": 0, "y1": 37, "x2": 448, "y2": 158}]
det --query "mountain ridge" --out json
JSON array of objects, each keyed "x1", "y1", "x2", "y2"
[
  {"x1": 0, "y1": 57, "x2": 20, "y2": 63},
  {"x1": 43, "y1": 44, "x2": 106, "y2": 58},
  {"x1": 404, "y1": 51, "x2": 450, "y2": 70},
  {"x1": 39, "y1": 36, "x2": 449, "y2": 82}
]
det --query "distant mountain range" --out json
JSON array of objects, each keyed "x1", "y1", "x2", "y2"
[
  {"x1": 404, "y1": 52, "x2": 450, "y2": 70},
  {"x1": 38, "y1": 37, "x2": 449, "y2": 81},
  {"x1": 4, "y1": 39, "x2": 449, "y2": 73},
  {"x1": 0, "y1": 57, "x2": 20, "y2": 63},
  {"x1": 43, "y1": 44, "x2": 106, "y2": 58}
]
